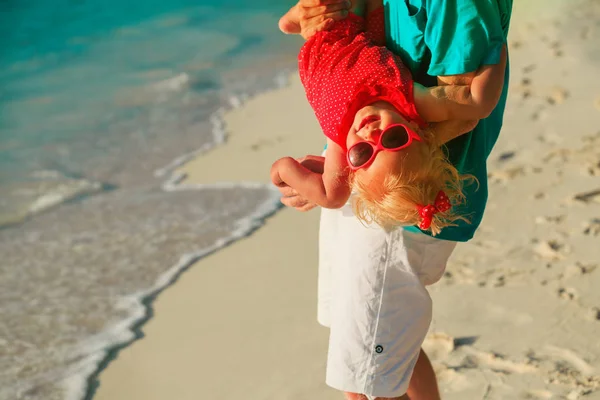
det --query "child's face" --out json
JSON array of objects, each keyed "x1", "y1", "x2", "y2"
[{"x1": 346, "y1": 101, "x2": 428, "y2": 186}]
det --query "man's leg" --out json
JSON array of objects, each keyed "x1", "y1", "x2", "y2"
[{"x1": 406, "y1": 349, "x2": 440, "y2": 400}]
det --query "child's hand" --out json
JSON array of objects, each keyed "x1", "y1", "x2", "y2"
[
  {"x1": 272, "y1": 156, "x2": 323, "y2": 212},
  {"x1": 297, "y1": 154, "x2": 325, "y2": 173},
  {"x1": 279, "y1": 0, "x2": 351, "y2": 40},
  {"x1": 270, "y1": 143, "x2": 350, "y2": 209},
  {"x1": 270, "y1": 157, "x2": 292, "y2": 188},
  {"x1": 271, "y1": 155, "x2": 325, "y2": 188}
]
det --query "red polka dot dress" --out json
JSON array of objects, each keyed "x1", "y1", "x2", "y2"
[{"x1": 298, "y1": 8, "x2": 424, "y2": 150}]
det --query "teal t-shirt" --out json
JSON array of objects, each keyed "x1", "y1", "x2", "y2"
[{"x1": 383, "y1": 0, "x2": 514, "y2": 242}]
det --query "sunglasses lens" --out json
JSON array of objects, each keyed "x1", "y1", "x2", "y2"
[
  {"x1": 348, "y1": 142, "x2": 374, "y2": 167},
  {"x1": 381, "y1": 125, "x2": 410, "y2": 149}
]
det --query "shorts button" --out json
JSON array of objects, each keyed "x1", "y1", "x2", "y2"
[{"x1": 375, "y1": 345, "x2": 383, "y2": 354}]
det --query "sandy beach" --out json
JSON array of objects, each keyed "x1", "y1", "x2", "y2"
[{"x1": 95, "y1": 1, "x2": 600, "y2": 399}]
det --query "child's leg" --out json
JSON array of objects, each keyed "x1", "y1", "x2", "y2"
[{"x1": 365, "y1": 0, "x2": 383, "y2": 15}]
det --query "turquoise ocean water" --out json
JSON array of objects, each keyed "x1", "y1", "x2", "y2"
[{"x1": 0, "y1": 1, "x2": 301, "y2": 399}]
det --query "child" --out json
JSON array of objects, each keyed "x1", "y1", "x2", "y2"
[{"x1": 270, "y1": 0, "x2": 506, "y2": 235}]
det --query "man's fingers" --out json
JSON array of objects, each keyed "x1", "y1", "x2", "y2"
[
  {"x1": 298, "y1": 1, "x2": 350, "y2": 19},
  {"x1": 279, "y1": 5, "x2": 301, "y2": 34},
  {"x1": 298, "y1": 203, "x2": 317, "y2": 212},
  {"x1": 283, "y1": 197, "x2": 317, "y2": 212},
  {"x1": 281, "y1": 195, "x2": 309, "y2": 209},
  {"x1": 277, "y1": 185, "x2": 298, "y2": 197},
  {"x1": 301, "y1": 18, "x2": 336, "y2": 39}
]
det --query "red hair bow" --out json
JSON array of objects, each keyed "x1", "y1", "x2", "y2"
[{"x1": 418, "y1": 191, "x2": 451, "y2": 230}]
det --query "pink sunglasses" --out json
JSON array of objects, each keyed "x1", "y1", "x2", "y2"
[{"x1": 346, "y1": 123, "x2": 422, "y2": 170}]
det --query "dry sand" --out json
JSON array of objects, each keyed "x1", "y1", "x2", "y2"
[{"x1": 95, "y1": 0, "x2": 600, "y2": 399}]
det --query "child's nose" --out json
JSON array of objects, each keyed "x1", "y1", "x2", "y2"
[{"x1": 367, "y1": 128, "x2": 382, "y2": 142}]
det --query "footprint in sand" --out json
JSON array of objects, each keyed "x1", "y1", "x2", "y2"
[
  {"x1": 422, "y1": 332, "x2": 456, "y2": 361},
  {"x1": 531, "y1": 109, "x2": 545, "y2": 121},
  {"x1": 547, "y1": 86, "x2": 569, "y2": 105},
  {"x1": 524, "y1": 389, "x2": 554, "y2": 399},
  {"x1": 585, "y1": 160, "x2": 600, "y2": 176},
  {"x1": 523, "y1": 64, "x2": 536, "y2": 74},
  {"x1": 535, "y1": 215, "x2": 566, "y2": 225},
  {"x1": 443, "y1": 263, "x2": 476, "y2": 285},
  {"x1": 563, "y1": 262, "x2": 598, "y2": 279},
  {"x1": 473, "y1": 239, "x2": 501, "y2": 249},
  {"x1": 423, "y1": 333, "x2": 539, "y2": 394},
  {"x1": 549, "y1": 40, "x2": 564, "y2": 57},
  {"x1": 509, "y1": 39, "x2": 523, "y2": 50},
  {"x1": 526, "y1": 347, "x2": 600, "y2": 397},
  {"x1": 583, "y1": 219, "x2": 600, "y2": 236},
  {"x1": 533, "y1": 240, "x2": 568, "y2": 261},
  {"x1": 429, "y1": 334, "x2": 600, "y2": 397},
  {"x1": 572, "y1": 189, "x2": 600, "y2": 204},
  {"x1": 498, "y1": 151, "x2": 516, "y2": 162},
  {"x1": 487, "y1": 166, "x2": 526, "y2": 184},
  {"x1": 249, "y1": 136, "x2": 285, "y2": 151},
  {"x1": 542, "y1": 345, "x2": 596, "y2": 376},
  {"x1": 459, "y1": 348, "x2": 538, "y2": 374},
  {"x1": 581, "y1": 26, "x2": 591, "y2": 40},
  {"x1": 588, "y1": 307, "x2": 600, "y2": 322},
  {"x1": 557, "y1": 287, "x2": 579, "y2": 301},
  {"x1": 514, "y1": 77, "x2": 533, "y2": 99}
]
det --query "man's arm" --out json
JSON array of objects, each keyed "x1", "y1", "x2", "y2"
[{"x1": 270, "y1": 139, "x2": 350, "y2": 208}]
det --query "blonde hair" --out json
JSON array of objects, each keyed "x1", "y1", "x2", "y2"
[{"x1": 350, "y1": 130, "x2": 474, "y2": 236}]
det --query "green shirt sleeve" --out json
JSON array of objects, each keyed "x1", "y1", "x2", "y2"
[{"x1": 424, "y1": 0, "x2": 506, "y2": 76}]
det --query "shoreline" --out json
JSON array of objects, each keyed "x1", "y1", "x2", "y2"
[
  {"x1": 93, "y1": 74, "x2": 335, "y2": 400},
  {"x1": 82, "y1": 73, "x2": 314, "y2": 400}
]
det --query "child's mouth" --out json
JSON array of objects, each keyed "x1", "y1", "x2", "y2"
[{"x1": 358, "y1": 115, "x2": 381, "y2": 131}]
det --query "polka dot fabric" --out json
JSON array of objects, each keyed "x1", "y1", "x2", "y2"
[
  {"x1": 298, "y1": 8, "x2": 423, "y2": 150},
  {"x1": 365, "y1": 7, "x2": 386, "y2": 46}
]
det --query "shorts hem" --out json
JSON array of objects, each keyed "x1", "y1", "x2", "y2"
[{"x1": 326, "y1": 375, "x2": 409, "y2": 398}]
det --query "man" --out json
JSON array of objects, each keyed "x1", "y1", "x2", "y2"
[{"x1": 277, "y1": 1, "x2": 513, "y2": 398}]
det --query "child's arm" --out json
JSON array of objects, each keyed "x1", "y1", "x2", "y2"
[
  {"x1": 429, "y1": 119, "x2": 479, "y2": 145},
  {"x1": 270, "y1": 139, "x2": 350, "y2": 209},
  {"x1": 414, "y1": 45, "x2": 507, "y2": 122}
]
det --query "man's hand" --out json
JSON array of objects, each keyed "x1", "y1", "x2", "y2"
[
  {"x1": 278, "y1": 185, "x2": 317, "y2": 211},
  {"x1": 279, "y1": 0, "x2": 351, "y2": 40},
  {"x1": 276, "y1": 155, "x2": 324, "y2": 212}
]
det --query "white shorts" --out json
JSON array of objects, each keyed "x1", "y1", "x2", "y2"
[{"x1": 318, "y1": 205, "x2": 457, "y2": 398}]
